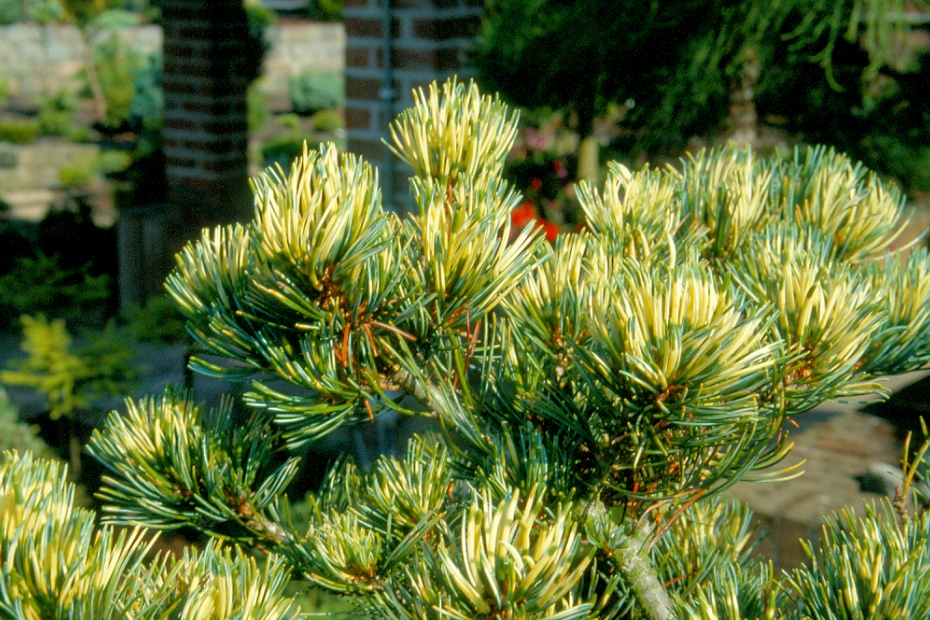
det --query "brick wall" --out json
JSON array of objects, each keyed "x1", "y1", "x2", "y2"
[
  {"x1": 119, "y1": 0, "x2": 255, "y2": 308},
  {"x1": 162, "y1": 0, "x2": 254, "y2": 215},
  {"x1": 343, "y1": 0, "x2": 484, "y2": 206}
]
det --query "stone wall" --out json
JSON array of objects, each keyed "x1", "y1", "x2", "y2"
[
  {"x1": 0, "y1": 21, "x2": 344, "y2": 103},
  {"x1": 263, "y1": 20, "x2": 345, "y2": 105}
]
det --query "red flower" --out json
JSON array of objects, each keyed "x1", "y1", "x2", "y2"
[
  {"x1": 534, "y1": 219, "x2": 559, "y2": 242},
  {"x1": 511, "y1": 201, "x2": 537, "y2": 228},
  {"x1": 530, "y1": 177, "x2": 543, "y2": 191},
  {"x1": 553, "y1": 160, "x2": 568, "y2": 179}
]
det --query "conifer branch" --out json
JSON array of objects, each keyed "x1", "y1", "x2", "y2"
[{"x1": 618, "y1": 522, "x2": 674, "y2": 620}]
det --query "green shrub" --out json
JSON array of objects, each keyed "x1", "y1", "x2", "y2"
[
  {"x1": 0, "y1": 119, "x2": 40, "y2": 145},
  {"x1": 860, "y1": 134, "x2": 930, "y2": 193},
  {"x1": 66, "y1": 124, "x2": 92, "y2": 143},
  {"x1": 310, "y1": 108, "x2": 343, "y2": 132},
  {"x1": 0, "y1": 254, "x2": 110, "y2": 328},
  {"x1": 0, "y1": 0, "x2": 22, "y2": 24},
  {"x1": 96, "y1": 150, "x2": 132, "y2": 175},
  {"x1": 9, "y1": 78, "x2": 930, "y2": 620},
  {"x1": 247, "y1": 82, "x2": 270, "y2": 133},
  {"x1": 58, "y1": 158, "x2": 97, "y2": 189},
  {"x1": 287, "y1": 70, "x2": 343, "y2": 115},
  {"x1": 37, "y1": 90, "x2": 79, "y2": 136},
  {"x1": 91, "y1": 28, "x2": 145, "y2": 129},
  {"x1": 1, "y1": 315, "x2": 137, "y2": 422},
  {"x1": 0, "y1": 389, "x2": 57, "y2": 460},
  {"x1": 127, "y1": 294, "x2": 187, "y2": 344},
  {"x1": 27, "y1": 0, "x2": 63, "y2": 23},
  {"x1": 306, "y1": 0, "x2": 342, "y2": 21},
  {"x1": 276, "y1": 112, "x2": 301, "y2": 132},
  {"x1": 0, "y1": 221, "x2": 32, "y2": 273},
  {"x1": 260, "y1": 134, "x2": 320, "y2": 170},
  {"x1": 92, "y1": 7, "x2": 140, "y2": 29},
  {"x1": 128, "y1": 51, "x2": 162, "y2": 136},
  {"x1": 244, "y1": 2, "x2": 275, "y2": 82}
]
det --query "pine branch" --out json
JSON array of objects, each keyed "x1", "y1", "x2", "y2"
[
  {"x1": 618, "y1": 522, "x2": 674, "y2": 620},
  {"x1": 1, "y1": 451, "x2": 299, "y2": 619}
]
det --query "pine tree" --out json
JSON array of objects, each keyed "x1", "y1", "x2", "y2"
[{"x1": 5, "y1": 79, "x2": 930, "y2": 619}]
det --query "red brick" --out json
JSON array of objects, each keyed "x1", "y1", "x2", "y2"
[
  {"x1": 346, "y1": 46, "x2": 373, "y2": 68},
  {"x1": 344, "y1": 17, "x2": 382, "y2": 38},
  {"x1": 346, "y1": 76, "x2": 384, "y2": 100},
  {"x1": 163, "y1": 43, "x2": 195, "y2": 59},
  {"x1": 411, "y1": 15, "x2": 481, "y2": 41},
  {"x1": 348, "y1": 138, "x2": 390, "y2": 163},
  {"x1": 201, "y1": 124, "x2": 248, "y2": 139},
  {"x1": 392, "y1": 47, "x2": 459, "y2": 71},
  {"x1": 345, "y1": 106, "x2": 374, "y2": 130},
  {"x1": 201, "y1": 157, "x2": 248, "y2": 173}
]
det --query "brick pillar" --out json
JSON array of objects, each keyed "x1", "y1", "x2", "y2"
[
  {"x1": 119, "y1": 0, "x2": 256, "y2": 308},
  {"x1": 343, "y1": 0, "x2": 484, "y2": 208}
]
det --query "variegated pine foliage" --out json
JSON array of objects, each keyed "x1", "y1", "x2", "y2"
[
  {"x1": 0, "y1": 451, "x2": 299, "y2": 620},
  {"x1": 4, "y1": 79, "x2": 930, "y2": 619}
]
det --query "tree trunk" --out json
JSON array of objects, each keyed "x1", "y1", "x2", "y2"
[
  {"x1": 575, "y1": 106, "x2": 599, "y2": 181},
  {"x1": 728, "y1": 46, "x2": 760, "y2": 148}
]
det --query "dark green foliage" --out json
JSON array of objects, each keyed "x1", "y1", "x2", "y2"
[
  {"x1": 127, "y1": 51, "x2": 163, "y2": 143},
  {"x1": 310, "y1": 108, "x2": 343, "y2": 132},
  {"x1": 261, "y1": 134, "x2": 322, "y2": 171},
  {"x1": 0, "y1": 221, "x2": 33, "y2": 273},
  {"x1": 0, "y1": 200, "x2": 117, "y2": 328},
  {"x1": 288, "y1": 71, "x2": 344, "y2": 115},
  {"x1": 35, "y1": 198, "x2": 116, "y2": 278},
  {"x1": 307, "y1": 0, "x2": 342, "y2": 21},
  {"x1": 248, "y1": 82, "x2": 271, "y2": 133},
  {"x1": 0, "y1": 119, "x2": 40, "y2": 144},
  {"x1": 109, "y1": 145, "x2": 168, "y2": 208},
  {"x1": 126, "y1": 295, "x2": 188, "y2": 344},
  {"x1": 477, "y1": 0, "x2": 930, "y2": 193},
  {"x1": 0, "y1": 254, "x2": 109, "y2": 328},
  {"x1": 37, "y1": 90, "x2": 80, "y2": 136},
  {"x1": 244, "y1": 2, "x2": 276, "y2": 83},
  {"x1": 474, "y1": 0, "x2": 728, "y2": 137},
  {"x1": 0, "y1": 0, "x2": 22, "y2": 24},
  {"x1": 751, "y1": 14, "x2": 930, "y2": 194},
  {"x1": 91, "y1": 26, "x2": 145, "y2": 129}
]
